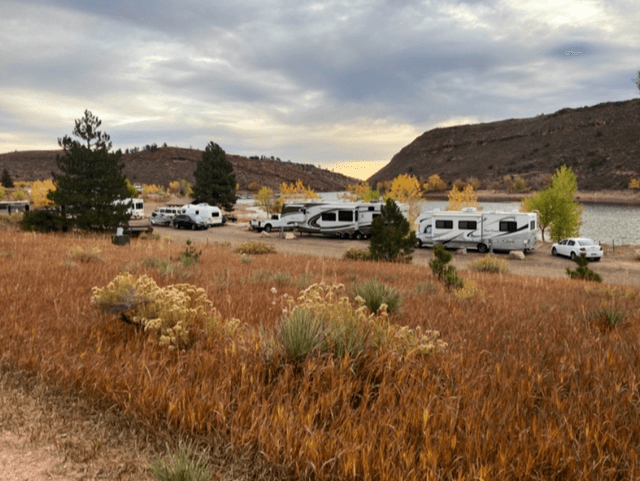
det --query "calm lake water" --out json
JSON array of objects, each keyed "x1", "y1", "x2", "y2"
[{"x1": 243, "y1": 193, "x2": 640, "y2": 246}]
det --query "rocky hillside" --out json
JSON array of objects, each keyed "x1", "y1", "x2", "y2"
[
  {"x1": 0, "y1": 147, "x2": 357, "y2": 192},
  {"x1": 369, "y1": 99, "x2": 640, "y2": 191}
]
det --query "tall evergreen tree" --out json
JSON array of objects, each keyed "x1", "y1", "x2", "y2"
[
  {"x1": 48, "y1": 110, "x2": 130, "y2": 231},
  {"x1": 368, "y1": 198, "x2": 416, "y2": 263},
  {"x1": 1, "y1": 168, "x2": 13, "y2": 188},
  {"x1": 192, "y1": 141, "x2": 237, "y2": 211}
]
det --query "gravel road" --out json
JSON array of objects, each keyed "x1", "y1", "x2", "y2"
[{"x1": 153, "y1": 220, "x2": 640, "y2": 287}]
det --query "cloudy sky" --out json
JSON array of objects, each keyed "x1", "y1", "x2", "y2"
[{"x1": 2, "y1": 0, "x2": 639, "y2": 180}]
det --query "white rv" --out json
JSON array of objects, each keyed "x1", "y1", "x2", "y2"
[
  {"x1": 179, "y1": 203, "x2": 226, "y2": 227},
  {"x1": 113, "y1": 198, "x2": 144, "y2": 219},
  {"x1": 415, "y1": 208, "x2": 538, "y2": 252},
  {"x1": 295, "y1": 201, "x2": 407, "y2": 239}
]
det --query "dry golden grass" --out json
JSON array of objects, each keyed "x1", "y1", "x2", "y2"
[{"x1": 2, "y1": 229, "x2": 640, "y2": 480}]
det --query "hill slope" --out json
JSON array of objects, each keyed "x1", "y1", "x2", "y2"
[
  {"x1": 369, "y1": 99, "x2": 640, "y2": 191},
  {"x1": 0, "y1": 147, "x2": 357, "y2": 192}
]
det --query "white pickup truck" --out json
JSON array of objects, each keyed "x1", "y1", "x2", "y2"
[{"x1": 250, "y1": 214, "x2": 295, "y2": 233}]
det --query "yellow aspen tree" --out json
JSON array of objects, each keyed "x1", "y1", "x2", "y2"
[
  {"x1": 340, "y1": 183, "x2": 380, "y2": 202},
  {"x1": 30, "y1": 179, "x2": 56, "y2": 207},
  {"x1": 253, "y1": 186, "x2": 282, "y2": 215},
  {"x1": 279, "y1": 180, "x2": 319, "y2": 202},
  {"x1": 446, "y1": 184, "x2": 480, "y2": 211},
  {"x1": 629, "y1": 178, "x2": 640, "y2": 190},
  {"x1": 424, "y1": 174, "x2": 447, "y2": 191},
  {"x1": 387, "y1": 174, "x2": 422, "y2": 223}
]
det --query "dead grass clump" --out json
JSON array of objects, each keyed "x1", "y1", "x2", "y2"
[
  {"x1": 468, "y1": 254, "x2": 509, "y2": 273},
  {"x1": 235, "y1": 241, "x2": 276, "y2": 255}
]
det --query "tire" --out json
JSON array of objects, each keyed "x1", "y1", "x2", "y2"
[
  {"x1": 417, "y1": 239, "x2": 423, "y2": 248},
  {"x1": 264, "y1": 224, "x2": 272, "y2": 233},
  {"x1": 477, "y1": 243, "x2": 488, "y2": 254},
  {"x1": 173, "y1": 223, "x2": 179, "y2": 229},
  {"x1": 552, "y1": 247, "x2": 557, "y2": 256},
  {"x1": 570, "y1": 251, "x2": 576, "y2": 260},
  {"x1": 355, "y1": 231, "x2": 363, "y2": 240},
  {"x1": 191, "y1": 224, "x2": 196, "y2": 230},
  {"x1": 593, "y1": 257, "x2": 601, "y2": 262}
]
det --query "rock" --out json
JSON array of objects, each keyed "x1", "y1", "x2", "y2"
[
  {"x1": 509, "y1": 250, "x2": 526, "y2": 260},
  {"x1": 260, "y1": 231, "x2": 270, "y2": 237},
  {"x1": 284, "y1": 232, "x2": 296, "y2": 240},
  {"x1": 456, "y1": 248, "x2": 467, "y2": 255}
]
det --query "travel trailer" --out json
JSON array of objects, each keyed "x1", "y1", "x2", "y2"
[
  {"x1": 415, "y1": 208, "x2": 538, "y2": 252},
  {"x1": 295, "y1": 200, "x2": 408, "y2": 239},
  {"x1": 179, "y1": 203, "x2": 226, "y2": 227}
]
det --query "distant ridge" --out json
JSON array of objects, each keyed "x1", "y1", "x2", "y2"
[
  {"x1": 369, "y1": 99, "x2": 640, "y2": 191},
  {"x1": 0, "y1": 147, "x2": 357, "y2": 192}
]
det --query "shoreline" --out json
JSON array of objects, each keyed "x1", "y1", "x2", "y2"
[{"x1": 424, "y1": 190, "x2": 640, "y2": 206}]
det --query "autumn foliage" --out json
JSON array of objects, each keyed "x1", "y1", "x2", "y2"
[{"x1": 2, "y1": 229, "x2": 640, "y2": 480}]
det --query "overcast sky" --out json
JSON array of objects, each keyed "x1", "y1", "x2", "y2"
[{"x1": 2, "y1": 0, "x2": 639, "y2": 180}]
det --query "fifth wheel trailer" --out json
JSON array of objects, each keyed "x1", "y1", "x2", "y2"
[{"x1": 415, "y1": 208, "x2": 538, "y2": 252}]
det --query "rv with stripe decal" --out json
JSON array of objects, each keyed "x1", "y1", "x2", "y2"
[{"x1": 415, "y1": 208, "x2": 538, "y2": 252}]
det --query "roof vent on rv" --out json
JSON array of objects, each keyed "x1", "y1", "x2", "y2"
[{"x1": 461, "y1": 207, "x2": 477, "y2": 213}]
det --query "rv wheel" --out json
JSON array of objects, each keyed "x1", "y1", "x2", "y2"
[
  {"x1": 173, "y1": 223, "x2": 179, "y2": 229},
  {"x1": 191, "y1": 224, "x2": 196, "y2": 230},
  {"x1": 477, "y1": 243, "x2": 488, "y2": 254},
  {"x1": 355, "y1": 231, "x2": 363, "y2": 240},
  {"x1": 264, "y1": 224, "x2": 272, "y2": 233}
]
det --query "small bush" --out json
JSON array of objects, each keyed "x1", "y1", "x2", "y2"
[
  {"x1": 566, "y1": 254, "x2": 602, "y2": 283},
  {"x1": 352, "y1": 279, "x2": 401, "y2": 313},
  {"x1": 179, "y1": 240, "x2": 201, "y2": 266},
  {"x1": 454, "y1": 279, "x2": 481, "y2": 300},
  {"x1": 468, "y1": 254, "x2": 508, "y2": 273},
  {"x1": 92, "y1": 273, "x2": 239, "y2": 350},
  {"x1": 429, "y1": 245, "x2": 463, "y2": 290},
  {"x1": 588, "y1": 308, "x2": 624, "y2": 330},
  {"x1": 149, "y1": 442, "x2": 213, "y2": 481},
  {"x1": 20, "y1": 210, "x2": 66, "y2": 232},
  {"x1": 235, "y1": 241, "x2": 276, "y2": 255},
  {"x1": 343, "y1": 247, "x2": 371, "y2": 261},
  {"x1": 1, "y1": 213, "x2": 24, "y2": 231},
  {"x1": 270, "y1": 283, "x2": 446, "y2": 365}
]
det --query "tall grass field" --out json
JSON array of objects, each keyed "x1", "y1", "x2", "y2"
[{"x1": 2, "y1": 229, "x2": 640, "y2": 480}]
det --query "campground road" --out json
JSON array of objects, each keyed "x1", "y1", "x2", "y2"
[{"x1": 153, "y1": 222, "x2": 640, "y2": 287}]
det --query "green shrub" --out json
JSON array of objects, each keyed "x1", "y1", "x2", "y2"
[
  {"x1": 149, "y1": 442, "x2": 213, "y2": 481},
  {"x1": 589, "y1": 308, "x2": 624, "y2": 329},
  {"x1": 343, "y1": 247, "x2": 371, "y2": 261},
  {"x1": 566, "y1": 254, "x2": 602, "y2": 283},
  {"x1": 179, "y1": 240, "x2": 201, "y2": 266},
  {"x1": 20, "y1": 210, "x2": 67, "y2": 232},
  {"x1": 271, "y1": 283, "x2": 446, "y2": 365},
  {"x1": 468, "y1": 254, "x2": 508, "y2": 273},
  {"x1": 67, "y1": 246, "x2": 103, "y2": 263},
  {"x1": 429, "y1": 245, "x2": 463, "y2": 290},
  {"x1": 235, "y1": 241, "x2": 276, "y2": 255},
  {"x1": 352, "y1": 279, "x2": 401, "y2": 313},
  {"x1": 278, "y1": 308, "x2": 323, "y2": 363}
]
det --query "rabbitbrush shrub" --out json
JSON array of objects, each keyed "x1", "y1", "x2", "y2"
[
  {"x1": 273, "y1": 283, "x2": 445, "y2": 364},
  {"x1": 149, "y1": 442, "x2": 213, "y2": 481},
  {"x1": 92, "y1": 273, "x2": 239, "y2": 349}
]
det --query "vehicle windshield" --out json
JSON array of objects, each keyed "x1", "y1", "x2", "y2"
[{"x1": 578, "y1": 239, "x2": 596, "y2": 246}]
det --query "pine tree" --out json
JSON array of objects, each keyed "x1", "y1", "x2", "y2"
[
  {"x1": 48, "y1": 110, "x2": 130, "y2": 231},
  {"x1": 192, "y1": 142, "x2": 237, "y2": 211},
  {"x1": 1, "y1": 168, "x2": 13, "y2": 188},
  {"x1": 368, "y1": 198, "x2": 416, "y2": 263}
]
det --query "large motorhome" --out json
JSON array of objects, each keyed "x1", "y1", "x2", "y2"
[
  {"x1": 179, "y1": 203, "x2": 226, "y2": 227},
  {"x1": 294, "y1": 200, "x2": 408, "y2": 239},
  {"x1": 113, "y1": 198, "x2": 144, "y2": 219},
  {"x1": 415, "y1": 208, "x2": 538, "y2": 252}
]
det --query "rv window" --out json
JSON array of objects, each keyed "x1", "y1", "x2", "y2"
[
  {"x1": 372, "y1": 213, "x2": 381, "y2": 219},
  {"x1": 338, "y1": 210, "x2": 353, "y2": 222},
  {"x1": 530, "y1": 220, "x2": 536, "y2": 230},
  {"x1": 435, "y1": 220, "x2": 453, "y2": 229},
  {"x1": 368, "y1": 206, "x2": 374, "y2": 211},
  {"x1": 282, "y1": 205, "x2": 301, "y2": 215},
  {"x1": 321, "y1": 212, "x2": 336, "y2": 222},
  {"x1": 458, "y1": 220, "x2": 477, "y2": 230},
  {"x1": 499, "y1": 221, "x2": 518, "y2": 232},
  {"x1": 212, "y1": 212, "x2": 219, "y2": 217},
  {"x1": 195, "y1": 210, "x2": 199, "y2": 215}
]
